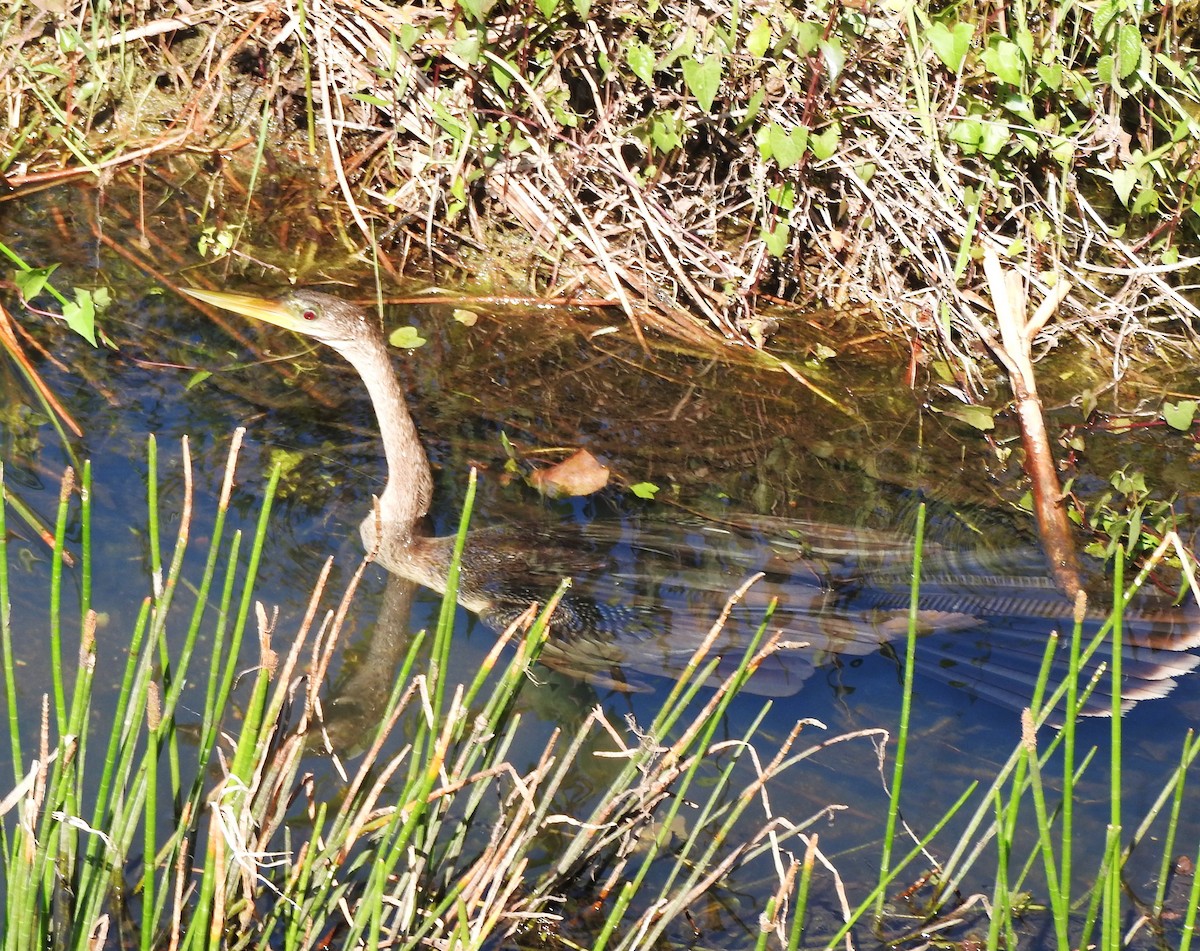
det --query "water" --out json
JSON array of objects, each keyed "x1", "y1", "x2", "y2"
[{"x1": 4, "y1": 173, "x2": 1200, "y2": 947}]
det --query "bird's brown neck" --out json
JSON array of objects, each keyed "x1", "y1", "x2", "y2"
[{"x1": 344, "y1": 339, "x2": 434, "y2": 536}]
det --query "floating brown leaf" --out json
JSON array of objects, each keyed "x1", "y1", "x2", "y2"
[{"x1": 529, "y1": 449, "x2": 610, "y2": 498}]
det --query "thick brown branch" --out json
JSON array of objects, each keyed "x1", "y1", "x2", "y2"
[{"x1": 983, "y1": 250, "x2": 1082, "y2": 599}]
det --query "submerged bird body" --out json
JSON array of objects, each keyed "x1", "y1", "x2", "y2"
[{"x1": 182, "y1": 287, "x2": 1200, "y2": 712}]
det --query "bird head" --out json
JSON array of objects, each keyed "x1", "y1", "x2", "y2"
[{"x1": 180, "y1": 287, "x2": 382, "y2": 361}]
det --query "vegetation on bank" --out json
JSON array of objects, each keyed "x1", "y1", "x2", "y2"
[{"x1": 2, "y1": 0, "x2": 1198, "y2": 353}]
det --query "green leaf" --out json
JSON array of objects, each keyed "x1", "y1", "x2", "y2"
[
  {"x1": 62, "y1": 288, "x2": 97, "y2": 346},
  {"x1": 1109, "y1": 165, "x2": 1137, "y2": 204},
  {"x1": 1093, "y1": 0, "x2": 1121, "y2": 38},
  {"x1": 737, "y1": 86, "x2": 766, "y2": 130},
  {"x1": 948, "y1": 117, "x2": 983, "y2": 153},
  {"x1": 926, "y1": 20, "x2": 973, "y2": 72},
  {"x1": 460, "y1": 0, "x2": 497, "y2": 22},
  {"x1": 978, "y1": 120, "x2": 1010, "y2": 159},
  {"x1": 761, "y1": 221, "x2": 790, "y2": 257},
  {"x1": 198, "y1": 226, "x2": 235, "y2": 258},
  {"x1": 767, "y1": 181, "x2": 797, "y2": 210},
  {"x1": 186, "y1": 370, "x2": 213, "y2": 391},
  {"x1": 820, "y1": 39, "x2": 844, "y2": 80},
  {"x1": 1163, "y1": 400, "x2": 1197, "y2": 431},
  {"x1": 941, "y1": 403, "x2": 996, "y2": 431},
  {"x1": 388, "y1": 326, "x2": 427, "y2": 348},
  {"x1": 746, "y1": 15, "x2": 771, "y2": 58},
  {"x1": 535, "y1": 0, "x2": 557, "y2": 16},
  {"x1": 627, "y1": 41, "x2": 656, "y2": 84},
  {"x1": 794, "y1": 21, "x2": 821, "y2": 56},
  {"x1": 630, "y1": 482, "x2": 659, "y2": 499},
  {"x1": 1130, "y1": 186, "x2": 1159, "y2": 215},
  {"x1": 1036, "y1": 63, "x2": 1063, "y2": 90},
  {"x1": 1116, "y1": 23, "x2": 1143, "y2": 79},
  {"x1": 982, "y1": 38, "x2": 1023, "y2": 85},
  {"x1": 649, "y1": 114, "x2": 683, "y2": 152},
  {"x1": 13, "y1": 264, "x2": 59, "y2": 301},
  {"x1": 682, "y1": 56, "x2": 722, "y2": 113},
  {"x1": 499, "y1": 430, "x2": 517, "y2": 460},
  {"x1": 808, "y1": 123, "x2": 840, "y2": 161},
  {"x1": 451, "y1": 32, "x2": 482, "y2": 64},
  {"x1": 351, "y1": 92, "x2": 390, "y2": 108},
  {"x1": 762, "y1": 122, "x2": 807, "y2": 169}
]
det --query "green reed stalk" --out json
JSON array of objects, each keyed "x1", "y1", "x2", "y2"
[
  {"x1": 198, "y1": 528, "x2": 242, "y2": 757},
  {"x1": 533, "y1": 599, "x2": 762, "y2": 922},
  {"x1": 1024, "y1": 706, "x2": 1069, "y2": 949},
  {"x1": 877, "y1": 503, "x2": 925, "y2": 919},
  {"x1": 1104, "y1": 555, "x2": 1125, "y2": 950},
  {"x1": 787, "y1": 837, "x2": 816, "y2": 951},
  {"x1": 1059, "y1": 591, "x2": 1084, "y2": 922},
  {"x1": 429, "y1": 468, "x2": 478, "y2": 720},
  {"x1": 644, "y1": 701, "x2": 774, "y2": 904},
  {"x1": 186, "y1": 464, "x2": 282, "y2": 951},
  {"x1": 147, "y1": 434, "x2": 163, "y2": 598},
  {"x1": 0, "y1": 464, "x2": 20, "y2": 783},
  {"x1": 79, "y1": 458, "x2": 91, "y2": 627},
  {"x1": 1151, "y1": 731, "x2": 1200, "y2": 919},
  {"x1": 1179, "y1": 838, "x2": 1200, "y2": 951},
  {"x1": 142, "y1": 682, "x2": 160, "y2": 951},
  {"x1": 148, "y1": 434, "x2": 247, "y2": 927},
  {"x1": 146, "y1": 437, "x2": 195, "y2": 817},
  {"x1": 826, "y1": 782, "x2": 979, "y2": 951},
  {"x1": 72, "y1": 596, "x2": 152, "y2": 936},
  {"x1": 634, "y1": 704, "x2": 788, "y2": 949},
  {"x1": 47, "y1": 467, "x2": 72, "y2": 732},
  {"x1": 594, "y1": 616, "x2": 771, "y2": 951},
  {"x1": 985, "y1": 792, "x2": 1011, "y2": 950}
]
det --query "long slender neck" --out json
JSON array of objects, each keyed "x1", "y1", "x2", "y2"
[{"x1": 343, "y1": 338, "x2": 433, "y2": 535}]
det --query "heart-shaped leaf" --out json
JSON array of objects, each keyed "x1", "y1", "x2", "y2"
[
  {"x1": 388, "y1": 326, "x2": 427, "y2": 348},
  {"x1": 768, "y1": 122, "x2": 807, "y2": 168},
  {"x1": 62, "y1": 288, "x2": 97, "y2": 346},
  {"x1": 13, "y1": 264, "x2": 59, "y2": 301},
  {"x1": 746, "y1": 16, "x2": 771, "y2": 58},
  {"x1": 1109, "y1": 165, "x2": 1137, "y2": 204},
  {"x1": 926, "y1": 20, "x2": 973, "y2": 72},
  {"x1": 627, "y1": 41, "x2": 656, "y2": 85},
  {"x1": 682, "y1": 56, "x2": 722, "y2": 113},
  {"x1": 982, "y1": 38, "x2": 1023, "y2": 85},
  {"x1": 1163, "y1": 400, "x2": 1198, "y2": 431}
]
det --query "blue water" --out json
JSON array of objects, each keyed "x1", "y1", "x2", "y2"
[{"x1": 4, "y1": 184, "x2": 1200, "y2": 947}]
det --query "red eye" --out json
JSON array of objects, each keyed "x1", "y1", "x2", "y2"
[{"x1": 302, "y1": 309, "x2": 318, "y2": 321}]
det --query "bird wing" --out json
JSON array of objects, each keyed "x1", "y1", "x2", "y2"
[{"x1": 463, "y1": 516, "x2": 1200, "y2": 711}]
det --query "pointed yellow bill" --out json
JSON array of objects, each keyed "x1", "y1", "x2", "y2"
[{"x1": 179, "y1": 287, "x2": 302, "y2": 332}]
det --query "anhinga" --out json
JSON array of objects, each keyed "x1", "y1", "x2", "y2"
[{"x1": 181, "y1": 287, "x2": 1200, "y2": 711}]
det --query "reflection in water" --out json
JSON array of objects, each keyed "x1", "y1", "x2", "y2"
[
  {"x1": 317, "y1": 571, "x2": 418, "y2": 751},
  {"x1": 183, "y1": 288, "x2": 1200, "y2": 716}
]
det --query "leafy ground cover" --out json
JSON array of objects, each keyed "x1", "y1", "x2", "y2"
[{"x1": 3, "y1": 0, "x2": 1198, "y2": 355}]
